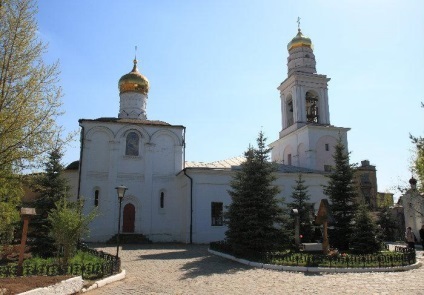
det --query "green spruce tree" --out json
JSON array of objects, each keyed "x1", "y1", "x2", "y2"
[
  {"x1": 350, "y1": 204, "x2": 381, "y2": 254},
  {"x1": 30, "y1": 148, "x2": 70, "y2": 257},
  {"x1": 226, "y1": 132, "x2": 287, "y2": 255},
  {"x1": 287, "y1": 174, "x2": 314, "y2": 243},
  {"x1": 323, "y1": 137, "x2": 357, "y2": 250},
  {"x1": 377, "y1": 207, "x2": 399, "y2": 242}
]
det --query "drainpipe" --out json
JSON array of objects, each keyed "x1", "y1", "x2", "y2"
[
  {"x1": 183, "y1": 169, "x2": 193, "y2": 244},
  {"x1": 182, "y1": 127, "x2": 186, "y2": 169},
  {"x1": 77, "y1": 124, "x2": 84, "y2": 200}
]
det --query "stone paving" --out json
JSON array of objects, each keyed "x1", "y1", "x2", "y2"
[{"x1": 86, "y1": 244, "x2": 424, "y2": 295}]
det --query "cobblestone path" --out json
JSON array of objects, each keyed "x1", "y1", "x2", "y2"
[{"x1": 86, "y1": 244, "x2": 424, "y2": 295}]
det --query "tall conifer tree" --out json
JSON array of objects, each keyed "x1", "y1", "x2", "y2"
[
  {"x1": 287, "y1": 174, "x2": 313, "y2": 243},
  {"x1": 323, "y1": 137, "x2": 357, "y2": 250},
  {"x1": 31, "y1": 148, "x2": 70, "y2": 257},
  {"x1": 350, "y1": 204, "x2": 381, "y2": 254},
  {"x1": 377, "y1": 207, "x2": 399, "y2": 242},
  {"x1": 226, "y1": 132, "x2": 287, "y2": 255}
]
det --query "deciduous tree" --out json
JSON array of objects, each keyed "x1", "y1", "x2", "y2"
[
  {"x1": 0, "y1": 0, "x2": 66, "y2": 175},
  {"x1": 0, "y1": 172, "x2": 21, "y2": 244},
  {"x1": 48, "y1": 198, "x2": 96, "y2": 266},
  {"x1": 410, "y1": 102, "x2": 424, "y2": 192}
]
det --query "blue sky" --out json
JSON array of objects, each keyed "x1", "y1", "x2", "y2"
[{"x1": 36, "y1": 0, "x2": 423, "y2": 199}]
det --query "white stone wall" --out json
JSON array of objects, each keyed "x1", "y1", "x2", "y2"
[{"x1": 182, "y1": 168, "x2": 329, "y2": 244}]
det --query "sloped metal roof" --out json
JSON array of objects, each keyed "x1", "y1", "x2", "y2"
[
  {"x1": 185, "y1": 156, "x2": 326, "y2": 174},
  {"x1": 79, "y1": 117, "x2": 177, "y2": 127},
  {"x1": 185, "y1": 156, "x2": 245, "y2": 168}
]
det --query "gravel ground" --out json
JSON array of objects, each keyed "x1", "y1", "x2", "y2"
[{"x1": 86, "y1": 244, "x2": 424, "y2": 295}]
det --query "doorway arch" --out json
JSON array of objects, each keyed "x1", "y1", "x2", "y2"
[{"x1": 123, "y1": 203, "x2": 135, "y2": 233}]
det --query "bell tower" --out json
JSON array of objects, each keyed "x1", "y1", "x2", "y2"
[{"x1": 270, "y1": 24, "x2": 350, "y2": 171}]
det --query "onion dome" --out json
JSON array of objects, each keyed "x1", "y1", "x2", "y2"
[
  {"x1": 287, "y1": 29, "x2": 313, "y2": 51},
  {"x1": 118, "y1": 59, "x2": 149, "y2": 95}
]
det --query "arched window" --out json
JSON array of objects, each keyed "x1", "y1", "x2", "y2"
[
  {"x1": 160, "y1": 192, "x2": 165, "y2": 208},
  {"x1": 125, "y1": 132, "x2": 139, "y2": 156},
  {"x1": 94, "y1": 190, "x2": 99, "y2": 207}
]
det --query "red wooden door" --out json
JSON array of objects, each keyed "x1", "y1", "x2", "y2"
[{"x1": 122, "y1": 203, "x2": 135, "y2": 233}]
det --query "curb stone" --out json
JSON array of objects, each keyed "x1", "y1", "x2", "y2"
[
  {"x1": 208, "y1": 248, "x2": 422, "y2": 273},
  {"x1": 82, "y1": 269, "x2": 126, "y2": 292},
  {"x1": 17, "y1": 276, "x2": 83, "y2": 295}
]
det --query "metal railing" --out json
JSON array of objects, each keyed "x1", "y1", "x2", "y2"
[
  {"x1": 210, "y1": 241, "x2": 416, "y2": 268},
  {"x1": 0, "y1": 242, "x2": 120, "y2": 279}
]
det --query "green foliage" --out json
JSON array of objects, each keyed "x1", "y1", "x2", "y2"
[
  {"x1": 409, "y1": 102, "x2": 424, "y2": 192},
  {"x1": 48, "y1": 198, "x2": 97, "y2": 266},
  {"x1": 377, "y1": 207, "x2": 399, "y2": 242},
  {"x1": 0, "y1": 0, "x2": 70, "y2": 174},
  {"x1": 0, "y1": 172, "x2": 22, "y2": 244},
  {"x1": 287, "y1": 174, "x2": 314, "y2": 243},
  {"x1": 411, "y1": 146, "x2": 424, "y2": 192},
  {"x1": 350, "y1": 205, "x2": 381, "y2": 254},
  {"x1": 68, "y1": 250, "x2": 104, "y2": 265},
  {"x1": 30, "y1": 148, "x2": 70, "y2": 257},
  {"x1": 323, "y1": 136, "x2": 358, "y2": 250},
  {"x1": 226, "y1": 131, "x2": 288, "y2": 255}
]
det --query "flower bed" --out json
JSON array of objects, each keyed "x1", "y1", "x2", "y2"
[{"x1": 210, "y1": 241, "x2": 416, "y2": 268}]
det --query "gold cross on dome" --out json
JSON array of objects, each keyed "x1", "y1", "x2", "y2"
[{"x1": 297, "y1": 17, "x2": 301, "y2": 30}]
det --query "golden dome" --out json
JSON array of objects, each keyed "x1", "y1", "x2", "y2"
[
  {"x1": 118, "y1": 59, "x2": 149, "y2": 95},
  {"x1": 287, "y1": 29, "x2": 313, "y2": 51}
]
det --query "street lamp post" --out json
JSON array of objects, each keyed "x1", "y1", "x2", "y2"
[{"x1": 115, "y1": 185, "x2": 127, "y2": 258}]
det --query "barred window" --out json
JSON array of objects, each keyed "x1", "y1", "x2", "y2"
[
  {"x1": 160, "y1": 192, "x2": 165, "y2": 209},
  {"x1": 94, "y1": 190, "x2": 99, "y2": 207},
  {"x1": 211, "y1": 202, "x2": 223, "y2": 226}
]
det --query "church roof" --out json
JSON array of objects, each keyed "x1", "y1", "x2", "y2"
[
  {"x1": 287, "y1": 29, "x2": 313, "y2": 51},
  {"x1": 185, "y1": 156, "x2": 326, "y2": 174},
  {"x1": 118, "y1": 59, "x2": 149, "y2": 95},
  {"x1": 79, "y1": 117, "x2": 177, "y2": 126},
  {"x1": 274, "y1": 164, "x2": 326, "y2": 174},
  {"x1": 185, "y1": 156, "x2": 245, "y2": 169}
]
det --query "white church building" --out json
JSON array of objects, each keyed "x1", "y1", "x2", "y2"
[{"x1": 68, "y1": 28, "x2": 350, "y2": 244}]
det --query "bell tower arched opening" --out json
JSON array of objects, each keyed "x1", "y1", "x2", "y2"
[
  {"x1": 305, "y1": 90, "x2": 319, "y2": 123},
  {"x1": 285, "y1": 94, "x2": 294, "y2": 127}
]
